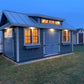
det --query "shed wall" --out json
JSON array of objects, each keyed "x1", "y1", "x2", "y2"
[
  {"x1": 18, "y1": 28, "x2": 44, "y2": 62},
  {"x1": 2, "y1": 27, "x2": 73, "y2": 62},
  {"x1": 73, "y1": 33, "x2": 77, "y2": 45},
  {"x1": 60, "y1": 31, "x2": 73, "y2": 54}
]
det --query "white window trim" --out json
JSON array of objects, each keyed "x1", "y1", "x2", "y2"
[
  {"x1": 24, "y1": 28, "x2": 40, "y2": 46},
  {"x1": 72, "y1": 31, "x2": 73, "y2": 52},
  {"x1": 62, "y1": 30, "x2": 71, "y2": 43}
]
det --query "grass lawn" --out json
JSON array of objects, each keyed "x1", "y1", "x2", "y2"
[{"x1": 0, "y1": 46, "x2": 84, "y2": 84}]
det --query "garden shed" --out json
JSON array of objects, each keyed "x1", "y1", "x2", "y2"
[
  {"x1": 0, "y1": 10, "x2": 73, "y2": 63},
  {"x1": 73, "y1": 28, "x2": 84, "y2": 45}
]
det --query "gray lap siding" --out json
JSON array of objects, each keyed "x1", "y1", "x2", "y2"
[
  {"x1": 18, "y1": 28, "x2": 73, "y2": 62},
  {"x1": 60, "y1": 31, "x2": 73, "y2": 54},
  {"x1": 18, "y1": 28, "x2": 44, "y2": 62},
  {"x1": 3, "y1": 28, "x2": 73, "y2": 62}
]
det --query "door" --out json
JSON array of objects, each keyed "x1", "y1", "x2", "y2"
[
  {"x1": 79, "y1": 33, "x2": 83, "y2": 44},
  {"x1": 44, "y1": 29, "x2": 60, "y2": 56},
  {"x1": 4, "y1": 29, "x2": 14, "y2": 60}
]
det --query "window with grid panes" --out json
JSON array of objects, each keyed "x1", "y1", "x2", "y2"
[{"x1": 24, "y1": 28, "x2": 39, "y2": 44}]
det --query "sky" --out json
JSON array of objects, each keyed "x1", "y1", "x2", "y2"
[{"x1": 0, "y1": 0, "x2": 84, "y2": 28}]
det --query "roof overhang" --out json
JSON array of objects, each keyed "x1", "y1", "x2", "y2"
[{"x1": 0, "y1": 23, "x2": 74, "y2": 31}]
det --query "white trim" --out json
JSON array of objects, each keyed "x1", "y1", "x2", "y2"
[
  {"x1": 45, "y1": 53, "x2": 58, "y2": 57},
  {"x1": 77, "y1": 33, "x2": 79, "y2": 44},
  {"x1": 24, "y1": 28, "x2": 40, "y2": 46},
  {"x1": 72, "y1": 31, "x2": 73, "y2": 51},
  {"x1": 43, "y1": 29, "x2": 45, "y2": 55},
  {"x1": 59, "y1": 30, "x2": 60, "y2": 52},
  {"x1": 83, "y1": 33, "x2": 84, "y2": 43},
  {"x1": 16, "y1": 28, "x2": 19, "y2": 62},
  {"x1": 78, "y1": 30, "x2": 84, "y2": 33}
]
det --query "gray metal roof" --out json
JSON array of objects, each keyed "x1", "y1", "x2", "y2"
[
  {"x1": 0, "y1": 10, "x2": 74, "y2": 30},
  {"x1": 73, "y1": 28, "x2": 84, "y2": 34},
  {"x1": 3, "y1": 10, "x2": 35, "y2": 26},
  {"x1": 63, "y1": 22, "x2": 75, "y2": 30}
]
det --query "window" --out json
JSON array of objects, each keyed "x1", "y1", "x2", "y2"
[
  {"x1": 41, "y1": 19, "x2": 61, "y2": 25},
  {"x1": 4, "y1": 31, "x2": 8, "y2": 38},
  {"x1": 49, "y1": 20, "x2": 55, "y2": 24},
  {"x1": 63, "y1": 30, "x2": 70, "y2": 42},
  {"x1": 55, "y1": 21, "x2": 61, "y2": 25},
  {"x1": 42, "y1": 19, "x2": 48, "y2": 23},
  {"x1": 32, "y1": 29, "x2": 39, "y2": 43},
  {"x1": 4, "y1": 28, "x2": 12, "y2": 38},
  {"x1": 25, "y1": 28, "x2": 31, "y2": 44},
  {"x1": 24, "y1": 28, "x2": 40, "y2": 45}
]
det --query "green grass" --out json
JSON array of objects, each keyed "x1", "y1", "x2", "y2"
[{"x1": 0, "y1": 46, "x2": 84, "y2": 84}]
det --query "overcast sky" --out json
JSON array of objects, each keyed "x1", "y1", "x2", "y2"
[{"x1": 0, "y1": 0, "x2": 84, "y2": 28}]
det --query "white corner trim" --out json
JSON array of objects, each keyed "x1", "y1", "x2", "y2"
[
  {"x1": 83, "y1": 33, "x2": 84, "y2": 43},
  {"x1": 72, "y1": 31, "x2": 73, "y2": 51},
  {"x1": 43, "y1": 29, "x2": 45, "y2": 55},
  {"x1": 16, "y1": 28, "x2": 19, "y2": 62},
  {"x1": 59, "y1": 30, "x2": 60, "y2": 53},
  {"x1": 77, "y1": 33, "x2": 79, "y2": 44}
]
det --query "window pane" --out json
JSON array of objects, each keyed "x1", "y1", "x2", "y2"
[
  {"x1": 25, "y1": 39, "x2": 28, "y2": 44},
  {"x1": 63, "y1": 30, "x2": 66, "y2": 36},
  {"x1": 49, "y1": 20, "x2": 54, "y2": 24},
  {"x1": 66, "y1": 31, "x2": 70, "y2": 41},
  {"x1": 63, "y1": 36, "x2": 66, "y2": 42},
  {"x1": 4, "y1": 31, "x2": 8, "y2": 38},
  {"x1": 42, "y1": 19, "x2": 48, "y2": 23},
  {"x1": 55, "y1": 21, "x2": 61, "y2": 25},
  {"x1": 8, "y1": 29, "x2": 12, "y2": 37},
  {"x1": 4, "y1": 28, "x2": 12, "y2": 38},
  {"x1": 63, "y1": 30, "x2": 70, "y2": 42},
  {"x1": 25, "y1": 28, "x2": 31, "y2": 44},
  {"x1": 32, "y1": 29, "x2": 39, "y2": 44},
  {"x1": 25, "y1": 29, "x2": 28, "y2": 36},
  {"x1": 27, "y1": 39, "x2": 31, "y2": 43},
  {"x1": 63, "y1": 30, "x2": 66, "y2": 42},
  {"x1": 67, "y1": 36, "x2": 70, "y2": 41}
]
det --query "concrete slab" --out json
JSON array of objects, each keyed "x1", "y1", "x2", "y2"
[{"x1": 18, "y1": 53, "x2": 74, "y2": 65}]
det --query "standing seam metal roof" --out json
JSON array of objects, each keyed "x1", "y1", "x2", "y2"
[{"x1": 0, "y1": 10, "x2": 74, "y2": 30}]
